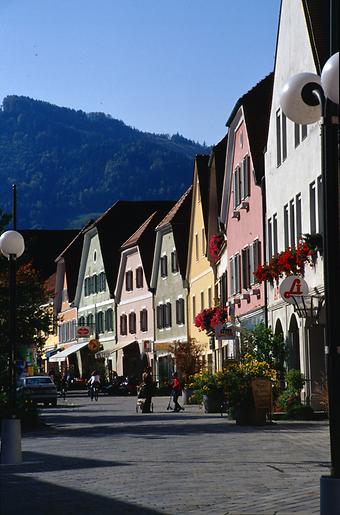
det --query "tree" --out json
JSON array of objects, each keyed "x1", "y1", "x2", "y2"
[
  {"x1": 0, "y1": 212, "x2": 51, "y2": 387},
  {"x1": 169, "y1": 339, "x2": 203, "y2": 386}
]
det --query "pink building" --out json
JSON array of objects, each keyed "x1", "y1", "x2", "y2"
[{"x1": 220, "y1": 74, "x2": 273, "y2": 330}]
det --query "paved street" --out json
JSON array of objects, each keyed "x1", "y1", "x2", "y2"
[{"x1": 0, "y1": 393, "x2": 330, "y2": 515}]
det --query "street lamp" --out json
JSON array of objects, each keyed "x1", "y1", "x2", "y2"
[
  {"x1": 280, "y1": 51, "x2": 339, "y2": 514},
  {"x1": 0, "y1": 230, "x2": 25, "y2": 465}
]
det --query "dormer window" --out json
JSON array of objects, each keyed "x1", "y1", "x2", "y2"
[
  {"x1": 160, "y1": 255, "x2": 168, "y2": 277},
  {"x1": 136, "y1": 267, "x2": 143, "y2": 288},
  {"x1": 171, "y1": 251, "x2": 178, "y2": 273},
  {"x1": 126, "y1": 270, "x2": 133, "y2": 291}
]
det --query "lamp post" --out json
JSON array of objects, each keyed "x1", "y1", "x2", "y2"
[
  {"x1": 0, "y1": 230, "x2": 25, "y2": 465},
  {"x1": 280, "y1": 48, "x2": 339, "y2": 514}
]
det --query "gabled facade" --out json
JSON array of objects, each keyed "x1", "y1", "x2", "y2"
[
  {"x1": 218, "y1": 74, "x2": 273, "y2": 359},
  {"x1": 150, "y1": 187, "x2": 192, "y2": 383},
  {"x1": 114, "y1": 203, "x2": 175, "y2": 378},
  {"x1": 264, "y1": 0, "x2": 328, "y2": 404},
  {"x1": 186, "y1": 155, "x2": 215, "y2": 370}
]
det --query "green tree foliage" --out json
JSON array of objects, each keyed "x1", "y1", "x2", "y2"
[{"x1": 0, "y1": 96, "x2": 209, "y2": 229}]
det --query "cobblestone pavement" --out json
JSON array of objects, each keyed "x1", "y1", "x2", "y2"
[{"x1": 0, "y1": 393, "x2": 331, "y2": 515}]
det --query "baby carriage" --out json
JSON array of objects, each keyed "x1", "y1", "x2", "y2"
[{"x1": 136, "y1": 383, "x2": 153, "y2": 413}]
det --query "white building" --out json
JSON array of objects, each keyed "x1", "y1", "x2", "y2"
[{"x1": 264, "y1": 0, "x2": 329, "y2": 404}]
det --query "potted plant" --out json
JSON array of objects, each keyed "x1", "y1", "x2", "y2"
[
  {"x1": 189, "y1": 370, "x2": 225, "y2": 413},
  {"x1": 223, "y1": 355, "x2": 277, "y2": 425}
]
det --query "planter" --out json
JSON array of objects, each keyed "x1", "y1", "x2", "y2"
[
  {"x1": 182, "y1": 387, "x2": 198, "y2": 405},
  {"x1": 233, "y1": 402, "x2": 267, "y2": 426},
  {"x1": 202, "y1": 392, "x2": 224, "y2": 413}
]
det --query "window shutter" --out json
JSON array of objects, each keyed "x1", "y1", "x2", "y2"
[
  {"x1": 179, "y1": 298, "x2": 185, "y2": 324},
  {"x1": 165, "y1": 302, "x2": 172, "y2": 328},
  {"x1": 243, "y1": 156, "x2": 250, "y2": 198}
]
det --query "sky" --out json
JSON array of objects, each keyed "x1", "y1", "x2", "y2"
[{"x1": 0, "y1": 0, "x2": 281, "y2": 146}]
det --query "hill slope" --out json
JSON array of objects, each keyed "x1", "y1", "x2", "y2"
[{"x1": 0, "y1": 96, "x2": 208, "y2": 229}]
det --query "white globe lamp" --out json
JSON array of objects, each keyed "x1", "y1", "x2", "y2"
[
  {"x1": 321, "y1": 52, "x2": 339, "y2": 105},
  {"x1": 280, "y1": 72, "x2": 322, "y2": 124},
  {"x1": 0, "y1": 231, "x2": 25, "y2": 258}
]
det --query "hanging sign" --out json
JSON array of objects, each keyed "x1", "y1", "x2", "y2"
[
  {"x1": 88, "y1": 339, "x2": 100, "y2": 352},
  {"x1": 280, "y1": 275, "x2": 309, "y2": 304},
  {"x1": 215, "y1": 323, "x2": 236, "y2": 340}
]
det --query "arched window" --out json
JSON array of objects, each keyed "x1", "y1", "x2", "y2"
[{"x1": 105, "y1": 309, "x2": 113, "y2": 332}]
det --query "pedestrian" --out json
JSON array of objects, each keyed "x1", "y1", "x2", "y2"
[
  {"x1": 141, "y1": 366, "x2": 153, "y2": 413},
  {"x1": 171, "y1": 372, "x2": 184, "y2": 412},
  {"x1": 87, "y1": 370, "x2": 101, "y2": 401}
]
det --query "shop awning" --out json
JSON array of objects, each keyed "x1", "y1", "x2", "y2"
[
  {"x1": 95, "y1": 348, "x2": 115, "y2": 359},
  {"x1": 109, "y1": 341, "x2": 138, "y2": 354},
  {"x1": 49, "y1": 341, "x2": 88, "y2": 362}
]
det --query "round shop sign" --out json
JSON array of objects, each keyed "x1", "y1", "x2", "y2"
[
  {"x1": 280, "y1": 275, "x2": 309, "y2": 305},
  {"x1": 77, "y1": 326, "x2": 90, "y2": 337}
]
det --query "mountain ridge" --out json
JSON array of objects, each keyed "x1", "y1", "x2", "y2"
[{"x1": 0, "y1": 95, "x2": 209, "y2": 229}]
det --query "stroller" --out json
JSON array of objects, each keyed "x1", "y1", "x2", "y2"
[{"x1": 136, "y1": 383, "x2": 153, "y2": 413}]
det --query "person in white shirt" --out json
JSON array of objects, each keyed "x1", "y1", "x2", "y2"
[{"x1": 87, "y1": 370, "x2": 100, "y2": 400}]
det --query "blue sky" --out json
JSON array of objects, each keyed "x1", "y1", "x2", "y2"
[{"x1": 0, "y1": 0, "x2": 280, "y2": 145}]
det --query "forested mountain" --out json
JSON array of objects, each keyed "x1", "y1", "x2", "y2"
[{"x1": 0, "y1": 96, "x2": 209, "y2": 229}]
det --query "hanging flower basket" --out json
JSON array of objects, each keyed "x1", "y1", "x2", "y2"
[
  {"x1": 209, "y1": 233, "x2": 224, "y2": 263},
  {"x1": 194, "y1": 306, "x2": 229, "y2": 335},
  {"x1": 254, "y1": 237, "x2": 318, "y2": 285}
]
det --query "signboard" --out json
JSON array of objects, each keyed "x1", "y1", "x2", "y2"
[
  {"x1": 88, "y1": 339, "x2": 100, "y2": 352},
  {"x1": 215, "y1": 323, "x2": 236, "y2": 340},
  {"x1": 143, "y1": 340, "x2": 152, "y2": 352},
  {"x1": 280, "y1": 275, "x2": 309, "y2": 305},
  {"x1": 154, "y1": 342, "x2": 172, "y2": 352},
  {"x1": 251, "y1": 378, "x2": 272, "y2": 411},
  {"x1": 77, "y1": 326, "x2": 90, "y2": 338}
]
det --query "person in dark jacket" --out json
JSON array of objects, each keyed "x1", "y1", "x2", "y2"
[{"x1": 141, "y1": 366, "x2": 153, "y2": 413}]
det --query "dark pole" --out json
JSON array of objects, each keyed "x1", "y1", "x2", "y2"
[
  {"x1": 323, "y1": 0, "x2": 340, "y2": 479},
  {"x1": 260, "y1": 176, "x2": 268, "y2": 328},
  {"x1": 8, "y1": 254, "x2": 17, "y2": 418},
  {"x1": 12, "y1": 184, "x2": 17, "y2": 230}
]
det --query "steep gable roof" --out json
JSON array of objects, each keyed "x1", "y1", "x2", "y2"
[
  {"x1": 302, "y1": 0, "x2": 330, "y2": 73},
  {"x1": 210, "y1": 134, "x2": 228, "y2": 211},
  {"x1": 121, "y1": 201, "x2": 176, "y2": 285},
  {"x1": 82, "y1": 200, "x2": 176, "y2": 296},
  {"x1": 156, "y1": 186, "x2": 193, "y2": 278},
  {"x1": 195, "y1": 154, "x2": 210, "y2": 234},
  {"x1": 226, "y1": 73, "x2": 274, "y2": 185}
]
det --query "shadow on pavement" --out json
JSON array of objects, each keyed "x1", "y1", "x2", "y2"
[{"x1": 0, "y1": 472, "x2": 165, "y2": 515}]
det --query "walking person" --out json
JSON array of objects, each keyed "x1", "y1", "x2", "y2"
[
  {"x1": 171, "y1": 372, "x2": 184, "y2": 412},
  {"x1": 141, "y1": 366, "x2": 153, "y2": 413},
  {"x1": 87, "y1": 370, "x2": 100, "y2": 401}
]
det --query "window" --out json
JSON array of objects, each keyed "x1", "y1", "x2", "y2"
[
  {"x1": 230, "y1": 254, "x2": 241, "y2": 295},
  {"x1": 317, "y1": 176, "x2": 323, "y2": 234},
  {"x1": 171, "y1": 251, "x2": 178, "y2": 273},
  {"x1": 208, "y1": 287, "x2": 212, "y2": 308},
  {"x1": 290, "y1": 199, "x2": 296, "y2": 246},
  {"x1": 86, "y1": 313, "x2": 94, "y2": 332},
  {"x1": 250, "y1": 240, "x2": 261, "y2": 285},
  {"x1": 84, "y1": 278, "x2": 89, "y2": 297},
  {"x1": 120, "y1": 314, "x2": 127, "y2": 336},
  {"x1": 195, "y1": 234, "x2": 199, "y2": 261},
  {"x1": 157, "y1": 305, "x2": 164, "y2": 329},
  {"x1": 105, "y1": 309, "x2": 113, "y2": 332},
  {"x1": 97, "y1": 311, "x2": 104, "y2": 334},
  {"x1": 136, "y1": 267, "x2": 143, "y2": 288},
  {"x1": 165, "y1": 302, "x2": 172, "y2": 328},
  {"x1": 284, "y1": 204, "x2": 289, "y2": 248},
  {"x1": 241, "y1": 155, "x2": 250, "y2": 199},
  {"x1": 310, "y1": 181, "x2": 316, "y2": 234},
  {"x1": 126, "y1": 270, "x2": 133, "y2": 291},
  {"x1": 129, "y1": 312, "x2": 136, "y2": 334},
  {"x1": 219, "y1": 272, "x2": 227, "y2": 306},
  {"x1": 295, "y1": 123, "x2": 308, "y2": 147},
  {"x1": 268, "y1": 218, "x2": 273, "y2": 259},
  {"x1": 242, "y1": 247, "x2": 250, "y2": 290},
  {"x1": 140, "y1": 309, "x2": 148, "y2": 332},
  {"x1": 98, "y1": 272, "x2": 106, "y2": 292},
  {"x1": 201, "y1": 228, "x2": 205, "y2": 256},
  {"x1": 273, "y1": 214, "x2": 278, "y2": 256},
  {"x1": 71, "y1": 320, "x2": 76, "y2": 340},
  {"x1": 233, "y1": 166, "x2": 241, "y2": 208},
  {"x1": 93, "y1": 274, "x2": 98, "y2": 294},
  {"x1": 296, "y1": 194, "x2": 302, "y2": 240},
  {"x1": 192, "y1": 296, "x2": 196, "y2": 323},
  {"x1": 176, "y1": 298, "x2": 185, "y2": 325},
  {"x1": 200, "y1": 291, "x2": 204, "y2": 311},
  {"x1": 78, "y1": 316, "x2": 85, "y2": 327},
  {"x1": 276, "y1": 110, "x2": 287, "y2": 166},
  {"x1": 160, "y1": 255, "x2": 168, "y2": 277}
]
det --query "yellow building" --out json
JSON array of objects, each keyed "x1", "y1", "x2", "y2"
[{"x1": 186, "y1": 155, "x2": 216, "y2": 371}]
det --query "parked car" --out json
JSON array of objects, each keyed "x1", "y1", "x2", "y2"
[{"x1": 17, "y1": 375, "x2": 58, "y2": 407}]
